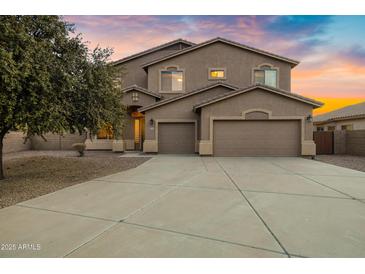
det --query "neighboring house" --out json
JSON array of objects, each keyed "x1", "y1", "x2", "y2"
[
  {"x1": 86, "y1": 37, "x2": 323, "y2": 156},
  {"x1": 314, "y1": 101, "x2": 365, "y2": 132}
]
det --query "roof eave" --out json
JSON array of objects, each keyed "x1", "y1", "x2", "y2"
[
  {"x1": 111, "y1": 39, "x2": 196, "y2": 66},
  {"x1": 193, "y1": 84, "x2": 323, "y2": 111},
  {"x1": 138, "y1": 82, "x2": 238, "y2": 113},
  {"x1": 314, "y1": 113, "x2": 365, "y2": 124},
  {"x1": 141, "y1": 37, "x2": 300, "y2": 69},
  {"x1": 121, "y1": 85, "x2": 162, "y2": 99}
]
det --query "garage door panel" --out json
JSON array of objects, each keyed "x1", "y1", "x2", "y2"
[
  {"x1": 158, "y1": 123, "x2": 195, "y2": 154},
  {"x1": 213, "y1": 120, "x2": 300, "y2": 156}
]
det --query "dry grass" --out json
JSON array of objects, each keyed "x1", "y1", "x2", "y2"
[{"x1": 0, "y1": 153, "x2": 150, "y2": 209}]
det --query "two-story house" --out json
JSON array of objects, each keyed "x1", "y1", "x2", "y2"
[{"x1": 86, "y1": 37, "x2": 323, "y2": 156}]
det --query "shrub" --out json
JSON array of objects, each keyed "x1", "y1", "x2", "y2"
[{"x1": 72, "y1": 143, "x2": 86, "y2": 157}]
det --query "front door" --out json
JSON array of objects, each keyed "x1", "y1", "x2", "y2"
[{"x1": 132, "y1": 111, "x2": 145, "y2": 151}]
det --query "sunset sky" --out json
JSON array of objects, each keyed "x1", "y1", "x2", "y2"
[{"x1": 64, "y1": 16, "x2": 365, "y2": 115}]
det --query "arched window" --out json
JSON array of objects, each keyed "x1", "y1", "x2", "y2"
[
  {"x1": 253, "y1": 64, "x2": 278, "y2": 88},
  {"x1": 160, "y1": 66, "x2": 184, "y2": 92}
]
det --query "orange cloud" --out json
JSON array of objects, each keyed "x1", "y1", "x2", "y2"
[
  {"x1": 292, "y1": 55, "x2": 365, "y2": 101},
  {"x1": 64, "y1": 16, "x2": 365, "y2": 103},
  {"x1": 313, "y1": 97, "x2": 365, "y2": 115},
  {"x1": 292, "y1": 69, "x2": 324, "y2": 79}
]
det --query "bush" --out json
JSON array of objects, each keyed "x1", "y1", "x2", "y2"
[{"x1": 72, "y1": 143, "x2": 86, "y2": 157}]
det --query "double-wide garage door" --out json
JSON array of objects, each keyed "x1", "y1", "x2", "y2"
[
  {"x1": 158, "y1": 122, "x2": 195, "y2": 154},
  {"x1": 213, "y1": 120, "x2": 301, "y2": 156}
]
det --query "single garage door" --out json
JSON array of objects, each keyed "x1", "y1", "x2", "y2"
[
  {"x1": 213, "y1": 120, "x2": 301, "y2": 156},
  {"x1": 158, "y1": 122, "x2": 195, "y2": 154}
]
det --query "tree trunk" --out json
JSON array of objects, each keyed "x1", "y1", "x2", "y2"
[{"x1": 0, "y1": 135, "x2": 4, "y2": 180}]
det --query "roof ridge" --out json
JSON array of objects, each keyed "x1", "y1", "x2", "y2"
[
  {"x1": 142, "y1": 37, "x2": 300, "y2": 69},
  {"x1": 112, "y1": 38, "x2": 195, "y2": 66}
]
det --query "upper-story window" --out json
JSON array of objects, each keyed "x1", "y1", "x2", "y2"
[
  {"x1": 253, "y1": 64, "x2": 278, "y2": 88},
  {"x1": 209, "y1": 68, "x2": 226, "y2": 80},
  {"x1": 160, "y1": 66, "x2": 184, "y2": 92}
]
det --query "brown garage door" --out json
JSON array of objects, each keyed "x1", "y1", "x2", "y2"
[
  {"x1": 158, "y1": 122, "x2": 195, "y2": 154},
  {"x1": 213, "y1": 120, "x2": 301, "y2": 156}
]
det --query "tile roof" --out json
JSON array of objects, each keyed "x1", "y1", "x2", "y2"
[
  {"x1": 314, "y1": 101, "x2": 365, "y2": 123},
  {"x1": 111, "y1": 39, "x2": 195, "y2": 66},
  {"x1": 142, "y1": 37, "x2": 300, "y2": 69}
]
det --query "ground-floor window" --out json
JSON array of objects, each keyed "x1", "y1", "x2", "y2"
[{"x1": 96, "y1": 124, "x2": 114, "y2": 139}]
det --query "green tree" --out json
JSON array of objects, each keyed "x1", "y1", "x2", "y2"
[{"x1": 0, "y1": 16, "x2": 125, "y2": 179}]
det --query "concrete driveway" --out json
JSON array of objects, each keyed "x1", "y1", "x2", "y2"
[{"x1": 1, "y1": 156, "x2": 365, "y2": 258}]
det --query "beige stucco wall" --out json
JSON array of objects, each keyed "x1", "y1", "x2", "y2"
[
  {"x1": 3, "y1": 131, "x2": 31, "y2": 154},
  {"x1": 333, "y1": 130, "x2": 347, "y2": 154},
  {"x1": 346, "y1": 130, "x2": 365, "y2": 156},
  {"x1": 314, "y1": 118, "x2": 365, "y2": 131},
  {"x1": 199, "y1": 88, "x2": 314, "y2": 142},
  {"x1": 116, "y1": 43, "x2": 191, "y2": 89},
  {"x1": 144, "y1": 86, "x2": 234, "y2": 140},
  {"x1": 147, "y1": 41, "x2": 292, "y2": 93},
  {"x1": 31, "y1": 133, "x2": 87, "y2": 150}
]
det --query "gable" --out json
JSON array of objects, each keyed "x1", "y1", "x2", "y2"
[
  {"x1": 114, "y1": 40, "x2": 195, "y2": 89},
  {"x1": 195, "y1": 87, "x2": 322, "y2": 128},
  {"x1": 146, "y1": 41, "x2": 294, "y2": 92},
  {"x1": 194, "y1": 85, "x2": 323, "y2": 111},
  {"x1": 122, "y1": 90, "x2": 158, "y2": 107},
  {"x1": 139, "y1": 83, "x2": 237, "y2": 113}
]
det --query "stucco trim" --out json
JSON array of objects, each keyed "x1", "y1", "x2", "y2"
[
  {"x1": 154, "y1": 119, "x2": 198, "y2": 153},
  {"x1": 158, "y1": 66, "x2": 186, "y2": 94},
  {"x1": 241, "y1": 108, "x2": 273, "y2": 118},
  {"x1": 142, "y1": 37, "x2": 300, "y2": 69},
  {"x1": 208, "y1": 68, "x2": 227, "y2": 81}
]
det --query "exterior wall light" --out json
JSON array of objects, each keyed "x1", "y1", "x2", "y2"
[
  {"x1": 306, "y1": 114, "x2": 313, "y2": 122},
  {"x1": 149, "y1": 119, "x2": 154, "y2": 130}
]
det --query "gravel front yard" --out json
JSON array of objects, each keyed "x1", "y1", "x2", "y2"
[
  {"x1": 0, "y1": 151, "x2": 150, "y2": 209},
  {"x1": 315, "y1": 154, "x2": 365, "y2": 173}
]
